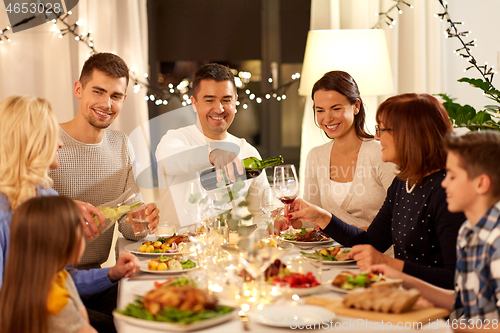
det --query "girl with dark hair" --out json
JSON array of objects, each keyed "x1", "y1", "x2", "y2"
[
  {"x1": 276, "y1": 71, "x2": 397, "y2": 232},
  {"x1": 0, "y1": 196, "x2": 96, "y2": 333},
  {"x1": 288, "y1": 93, "x2": 466, "y2": 289}
]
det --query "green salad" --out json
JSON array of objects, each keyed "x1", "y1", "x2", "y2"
[
  {"x1": 282, "y1": 227, "x2": 308, "y2": 241},
  {"x1": 156, "y1": 256, "x2": 196, "y2": 269},
  {"x1": 118, "y1": 300, "x2": 233, "y2": 324}
]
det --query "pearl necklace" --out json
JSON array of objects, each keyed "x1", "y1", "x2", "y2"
[{"x1": 406, "y1": 179, "x2": 416, "y2": 194}]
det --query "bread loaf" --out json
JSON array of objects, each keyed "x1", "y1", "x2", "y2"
[{"x1": 342, "y1": 286, "x2": 420, "y2": 314}]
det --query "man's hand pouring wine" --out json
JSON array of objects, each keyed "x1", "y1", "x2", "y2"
[{"x1": 209, "y1": 148, "x2": 244, "y2": 184}]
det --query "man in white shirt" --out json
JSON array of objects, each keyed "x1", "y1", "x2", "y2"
[{"x1": 156, "y1": 63, "x2": 269, "y2": 230}]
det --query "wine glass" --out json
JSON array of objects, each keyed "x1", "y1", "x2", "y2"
[
  {"x1": 238, "y1": 230, "x2": 273, "y2": 280},
  {"x1": 260, "y1": 185, "x2": 285, "y2": 234},
  {"x1": 273, "y1": 164, "x2": 299, "y2": 228},
  {"x1": 260, "y1": 185, "x2": 284, "y2": 218},
  {"x1": 183, "y1": 173, "x2": 210, "y2": 224}
]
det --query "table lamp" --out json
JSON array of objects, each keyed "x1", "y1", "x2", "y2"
[
  {"x1": 298, "y1": 29, "x2": 394, "y2": 97},
  {"x1": 298, "y1": 29, "x2": 394, "y2": 188}
]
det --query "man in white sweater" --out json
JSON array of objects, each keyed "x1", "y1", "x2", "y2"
[{"x1": 156, "y1": 63, "x2": 269, "y2": 230}]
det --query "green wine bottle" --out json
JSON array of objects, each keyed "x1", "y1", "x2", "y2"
[{"x1": 200, "y1": 155, "x2": 284, "y2": 191}]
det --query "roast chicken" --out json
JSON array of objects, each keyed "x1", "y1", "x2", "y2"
[
  {"x1": 165, "y1": 235, "x2": 189, "y2": 246},
  {"x1": 143, "y1": 286, "x2": 217, "y2": 315}
]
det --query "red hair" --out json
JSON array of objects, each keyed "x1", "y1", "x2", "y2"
[{"x1": 376, "y1": 93, "x2": 452, "y2": 185}]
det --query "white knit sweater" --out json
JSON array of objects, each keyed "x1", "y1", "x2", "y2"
[{"x1": 303, "y1": 139, "x2": 398, "y2": 229}]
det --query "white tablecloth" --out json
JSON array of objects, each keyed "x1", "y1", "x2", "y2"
[{"x1": 114, "y1": 236, "x2": 453, "y2": 333}]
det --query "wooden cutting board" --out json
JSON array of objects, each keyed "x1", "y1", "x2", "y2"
[{"x1": 305, "y1": 296, "x2": 449, "y2": 324}]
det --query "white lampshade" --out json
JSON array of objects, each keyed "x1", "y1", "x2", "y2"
[{"x1": 298, "y1": 29, "x2": 394, "y2": 96}]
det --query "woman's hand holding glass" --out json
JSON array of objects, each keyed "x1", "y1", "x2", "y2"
[
  {"x1": 273, "y1": 164, "x2": 299, "y2": 230},
  {"x1": 287, "y1": 198, "x2": 333, "y2": 230}
]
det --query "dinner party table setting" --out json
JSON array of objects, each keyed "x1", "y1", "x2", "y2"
[
  {"x1": 113, "y1": 229, "x2": 454, "y2": 333},
  {"x1": 111, "y1": 165, "x2": 454, "y2": 332}
]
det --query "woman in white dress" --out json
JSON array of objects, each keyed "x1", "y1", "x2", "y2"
[{"x1": 281, "y1": 71, "x2": 397, "y2": 231}]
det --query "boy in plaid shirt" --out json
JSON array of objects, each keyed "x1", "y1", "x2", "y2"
[{"x1": 370, "y1": 131, "x2": 500, "y2": 326}]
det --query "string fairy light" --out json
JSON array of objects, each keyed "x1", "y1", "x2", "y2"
[
  {"x1": 372, "y1": 0, "x2": 413, "y2": 29},
  {"x1": 435, "y1": 0, "x2": 496, "y2": 88},
  {"x1": 0, "y1": 25, "x2": 12, "y2": 44},
  {"x1": 0, "y1": 8, "x2": 302, "y2": 108}
]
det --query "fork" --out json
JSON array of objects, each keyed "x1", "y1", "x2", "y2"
[{"x1": 238, "y1": 310, "x2": 250, "y2": 330}]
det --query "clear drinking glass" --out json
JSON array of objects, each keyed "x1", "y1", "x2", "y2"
[
  {"x1": 156, "y1": 221, "x2": 176, "y2": 237},
  {"x1": 126, "y1": 204, "x2": 151, "y2": 237}
]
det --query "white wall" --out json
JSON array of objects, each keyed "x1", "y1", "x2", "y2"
[{"x1": 443, "y1": 0, "x2": 500, "y2": 111}]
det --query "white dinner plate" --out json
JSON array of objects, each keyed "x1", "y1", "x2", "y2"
[
  {"x1": 124, "y1": 242, "x2": 187, "y2": 256},
  {"x1": 322, "y1": 259, "x2": 356, "y2": 265},
  {"x1": 130, "y1": 282, "x2": 158, "y2": 297},
  {"x1": 324, "y1": 277, "x2": 403, "y2": 293},
  {"x1": 249, "y1": 305, "x2": 335, "y2": 328},
  {"x1": 300, "y1": 248, "x2": 356, "y2": 265},
  {"x1": 324, "y1": 280, "x2": 350, "y2": 294},
  {"x1": 286, "y1": 284, "x2": 323, "y2": 296},
  {"x1": 139, "y1": 261, "x2": 198, "y2": 275},
  {"x1": 282, "y1": 239, "x2": 339, "y2": 248},
  {"x1": 113, "y1": 308, "x2": 236, "y2": 332}
]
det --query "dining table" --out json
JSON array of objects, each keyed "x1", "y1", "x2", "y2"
[{"x1": 114, "y1": 235, "x2": 454, "y2": 333}]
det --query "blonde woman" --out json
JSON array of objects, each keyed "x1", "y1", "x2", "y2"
[
  {"x1": 0, "y1": 96, "x2": 139, "y2": 315},
  {"x1": 0, "y1": 196, "x2": 96, "y2": 333},
  {"x1": 0, "y1": 95, "x2": 62, "y2": 287}
]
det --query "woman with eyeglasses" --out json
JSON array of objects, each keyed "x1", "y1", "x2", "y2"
[
  {"x1": 275, "y1": 71, "x2": 397, "y2": 233},
  {"x1": 288, "y1": 93, "x2": 466, "y2": 289}
]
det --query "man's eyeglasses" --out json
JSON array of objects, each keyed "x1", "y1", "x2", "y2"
[{"x1": 375, "y1": 125, "x2": 393, "y2": 137}]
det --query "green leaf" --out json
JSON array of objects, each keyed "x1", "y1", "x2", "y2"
[
  {"x1": 230, "y1": 192, "x2": 239, "y2": 200},
  {"x1": 221, "y1": 193, "x2": 231, "y2": 203},
  {"x1": 232, "y1": 179, "x2": 246, "y2": 192},
  {"x1": 436, "y1": 93, "x2": 456, "y2": 103},
  {"x1": 472, "y1": 111, "x2": 492, "y2": 124},
  {"x1": 485, "y1": 105, "x2": 500, "y2": 112},
  {"x1": 458, "y1": 77, "x2": 491, "y2": 92},
  {"x1": 188, "y1": 193, "x2": 201, "y2": 204}
]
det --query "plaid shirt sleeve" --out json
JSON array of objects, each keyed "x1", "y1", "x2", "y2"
[{"x1": 452, "y1": 201, "x2": 500, "y2": 321}]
